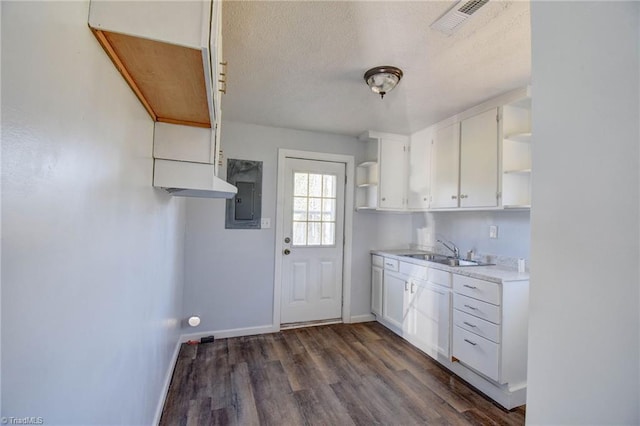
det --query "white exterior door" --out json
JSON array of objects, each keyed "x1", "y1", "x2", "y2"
[{"x1": 280, "y1": 158, "x2": 346, "y2": 324}]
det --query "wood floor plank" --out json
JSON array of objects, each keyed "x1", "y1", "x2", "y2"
[
  {"x1": 229, "y1": 362, "x2": 260, "y2": 426},
  {"x1": 160, "y1": 322, "x2": 525, "y2": 426}
]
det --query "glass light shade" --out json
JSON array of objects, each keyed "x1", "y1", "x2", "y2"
[
  {"x1": 366, "y1": 73, "x2": 400, "y2": 94},
  {"x1": 364, "y1": 66, "x2": 403, "y2": 98}
]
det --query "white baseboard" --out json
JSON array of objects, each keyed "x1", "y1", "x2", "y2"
[
  {"x1": 349, "y1": 314, "x2": 376, "y2": 323},
  {"x1": 180, "y1": 324, "x2": 278, "y2": 343},
  {"x1": 153, "y1": 337, "x2": 182, "y2": 426}
]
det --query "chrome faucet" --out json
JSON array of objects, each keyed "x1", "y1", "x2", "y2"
[{"x1": 437, "y1": 239, "x2": 460, "y2": 259}]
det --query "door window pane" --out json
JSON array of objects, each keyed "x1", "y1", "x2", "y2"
[
  {"x1": 323, "y1": 175, "x2": 336, "y2": 197},
  {"x1": 308, "y1": 222, "x2": 322, "y2": 246},
  {"x1": 293, "y1": 197, "x2": 308, "y2": 221},
  {"x1": 293, "y1": 222, "x2": 307, "y2": 245},
  {"x1": 291, "y1": 172, "x2": 338, "y2": 247},
  {"x1": 294, "y1": 173, "x2": 308, "y2": 196},
  {"x1": 308, "y1": 198, "x2": 322, "y2": 221},
  {"x1": 322, "y1": 222, "x2": 335, "y2": 245}
]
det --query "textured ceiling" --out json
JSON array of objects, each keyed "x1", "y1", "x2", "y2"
[{"x1": 222, "y1": 1, "x2": 531, "y2": 137}]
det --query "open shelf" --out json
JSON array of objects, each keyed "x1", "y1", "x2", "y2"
[
  {"x1": 504, "y1": 168, "x2": 531, "y2": 175},
  {"x1": 504, "y1": 132, "x2": 531, "y2": 143}
]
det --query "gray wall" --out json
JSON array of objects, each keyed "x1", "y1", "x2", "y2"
[
  {"x1": 183, "y1": 121, "x2": 412, "y2": 332},
  {"x1": 527, "y1": 2, "x2": 639, "y2": 423},
  {"x1": 1, "y1": 2, "x2": 185, "y2": 424},
  {"x1": 412, "y1": 210, "x2": 530, "y2": 262}
]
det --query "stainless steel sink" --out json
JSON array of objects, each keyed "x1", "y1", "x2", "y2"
[{"x1": 400, "y1": 253, "x2": 493, "y2": 267}]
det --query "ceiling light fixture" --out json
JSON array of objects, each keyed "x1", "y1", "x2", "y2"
[{"x1": 364, "y1": 66, "x2": 403, "y2": 99}]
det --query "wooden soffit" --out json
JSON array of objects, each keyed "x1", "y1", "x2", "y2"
[{"x1": 92, "y1": 29, "x2": 211, "y2": 128}]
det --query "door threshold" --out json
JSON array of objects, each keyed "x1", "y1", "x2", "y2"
[{"x1": 280, "y1": 318, "x2": 343, "y2": 330}]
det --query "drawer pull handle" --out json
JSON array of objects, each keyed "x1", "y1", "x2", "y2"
[
  {"x1": 464, "y1": 304, "x2": 477, "y2": 310},
  {"x1": 463, "y1": 284, "x2": 477, "y2": 289},
  {"x1": 463, "y1": 321, "x2": 477, "y2": 328},
  {"x1": 405, "y1": 282, "x2": 409, "y2": 291},
  {"x1": 411, "y1": 283, "x2": 416, "y2": 294},
  {"x1": 464, "y1": 339, "x2": 477, "y2": 346}
]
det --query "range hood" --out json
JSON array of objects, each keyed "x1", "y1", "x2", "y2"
[
  {"x1": 154, "y1": 159, "x2": 237, "y2": 199},
  {"x1": 152, "y1": 123, "x2": 237, "y2": 199}
]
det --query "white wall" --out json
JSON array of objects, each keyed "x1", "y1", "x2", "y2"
[
  {"x1": 2, "y1": 2, "x2": 185, "y2": 424},
  {"x1": 413, "y1": 210, "x2": 530, "y2": 262},
  {"x1": 183, "y1": 121, "x2": 412, "y2": 332},
  {"x1": 527, "y1": 2, "x2": 639, "y2": 424}
]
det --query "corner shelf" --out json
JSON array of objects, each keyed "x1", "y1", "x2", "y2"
[
  {"x1": 503, "y1": 168, "x2": 531, "y2": 175},
  {"x1": 504, "y1": 132, "x2": 531, "y2": 143},
  {"x1": 356, "y1": 160, "x2": 379, "y2": 210},
  {"x1": 502, "y1": 96, "x2": 532, "y2": 209}
]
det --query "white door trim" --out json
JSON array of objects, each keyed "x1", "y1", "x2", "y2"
[{"x1": 274, "y1": 149, "x2": 355, "y2": 329}]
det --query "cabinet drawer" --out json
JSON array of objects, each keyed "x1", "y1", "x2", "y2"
[
  {"x1": 454, "y1": 309, "x2": 500, "y2": 343},
  {"x1": 372, "y1": 255, "x2": 384, "y2": 267},
  {"x1": 383, "y1": 258, "x2": 399, "y2": 271},
  {"x1": 428, "y1": 268, "x2": 452, "y2": 288},
  {"x1": 400, "y1": 261, "x2": 427, "y2": 281},
  {"x1": 453, "y1": 275, "x2": 500, "y2": 305},
  {"x1": 453, "y1": 293, "x2": 501, "y2": 324},
  {"x1": 453, "y1": 326, "x2": 499, "y2": 382}
]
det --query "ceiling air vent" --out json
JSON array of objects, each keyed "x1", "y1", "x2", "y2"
[{"x1": 430, "y1": 0, "x2": 490, "y2": 35}]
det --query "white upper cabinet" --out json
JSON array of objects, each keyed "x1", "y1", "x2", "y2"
[
  {"x1": 407, "y1": 128, "x2": 432, "y2": 210},
  {"x1": 459, "y1": 108, "x2": 499, "y2": 208},
  {"x1": 430, "y1": 123, "x2": 460, "y2": 209},
  {"x1": 379, "y1": 137, "x2": 408, "y2": 210}
]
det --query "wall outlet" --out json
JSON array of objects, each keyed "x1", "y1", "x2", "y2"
[
  {"x1": 261, "y1": 218, "x2": 271, "y2": 229},
  {"x1": 489, "y1": 225, "x2": 498, "y2": 239}
]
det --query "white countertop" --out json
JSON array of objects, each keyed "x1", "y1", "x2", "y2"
[{"x1": 371, "y1": 249, "x2": 529, "y2": 284}]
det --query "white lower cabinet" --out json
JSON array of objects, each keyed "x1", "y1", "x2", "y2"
[
  {"x1": 451, "y1": 274, "x2": 528, "y2": 388},
  {"x1": 405, "y1": 279, "x2": 451, "y2": 359},
  {"x1": 371, "y1": 253, "x2": 529, "y2": 409},
  {"x1": 382, "y1": 270, "x2": 406, "y2": 332}
]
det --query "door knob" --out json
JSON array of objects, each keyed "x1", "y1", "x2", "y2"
[
  {"x1": 284, "y1": 249, "x2": 291, "y2": 255},
  {"x1": 284, "y1": 237, "x2": 291, "y2": 243}
]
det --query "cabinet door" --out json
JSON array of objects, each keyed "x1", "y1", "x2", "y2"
[
  {"x1": 371, "y1": 266, "x2": 383, "y2": 316},
  {"x1": 378, "y1": 138, "x2": 407, "y2": 210},
  {"x1": 382, "y1": 270, "x2": 406, "y2": 332},
  {"x1": 410, "y1": 280, "x2": 451, "y2": 359},
  {"x1": 408, "y1": 128, "x2": 432, "y2": 210},
  {"x1": 430, "y1": 123, "x2": 460, "y2": 208},
  {"x1": 459, "y1": 108, "x2": 499, "y2": 208}
]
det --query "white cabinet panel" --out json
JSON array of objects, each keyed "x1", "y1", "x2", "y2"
[
  {"x1": 378, "y1": 138, "x2": 407, "y2": 209},
  {"x1": 383, "y1": 258, "x2": 399, "y2": 271},
  {"x1": 453, "y1": 326, "x2": 500, "y2": 381},
  {"x1": 454, "y1": 309, "x2": 500, "y2": 343},
  {"x1": 407, "y1": 280, "x2": 451, "y2": 359},
  {"x1": 430, "y1": 123, "x2": 460, "y2": 208},
  {"x1": 399, "y1": 261, "x2": 427, "y2": 281},
  {"x1": 408, "y1": 128, "x2": 432, "y2": 210},
  {"x1": 453, "y1": 274, "x2": 501, "y2": 305},
  {"x1": 453, "y1": 293, "x2": 501, "y2": 324},
  {"x1": 459, "y1": 108, "x2": 499, "y2": 208},
  {"x1": 371, "y1": 265, "x2": 383, "y2": 316},
  {"x1": 382, "y1": 270, "x2": 406, "y2": 332}
]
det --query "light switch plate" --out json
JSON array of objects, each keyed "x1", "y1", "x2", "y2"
[
  {"x1": 489, "y1": 225, "x2": 498, "y2": 239},
  {"x1": 261, "y1": 218, "x2": 271, "y2": 229}
]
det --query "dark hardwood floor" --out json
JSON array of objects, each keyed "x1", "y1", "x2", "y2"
[{"x1": 160, "y1": 322, "x2": 525, "y2": 425}]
